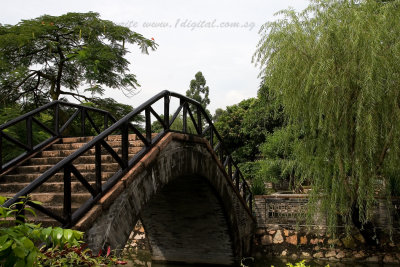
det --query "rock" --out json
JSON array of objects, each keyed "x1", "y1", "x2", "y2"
[
  {"x1": 268, "y1": 230, "x2": 276, "y2": 235},
  {"x1": 284, "y1": 229, "x2": 290, "y2": 236},
  {"x1": 300, "y1": 236, "x2": 308, "y2": 245},
  {"x1": 301, "y1": 252, "x2": 311, "y2": 258},
  {"x1": 134, "y1": 233, "x2": 145, "y2": 240},
  {"x1": 268, "y1": 224, "x2": 280, "y2": 231},
  {"x1": 273, "y1": 230, "x2": 284, "y2": 244},
  {"x1": 336, "y1": 251, "x2": 346, "y2": 259},
  {"x1": 281, "y1": 249, "x2": 288, "y2": 257},
  {"x1": 286, "y1": 235, "x2": 298, "y2": 245},
  {"x1": 261, "y1": 235, "x2": 273, "y2": 245},
  {"x1": 383, "y1": 254, "x2": 399, "y2": 264},
  {"x1": 354, "y1": 233, "x2": 365, "y2": 244},
  {"x1": 310, "y1": 238, "x2": 319, "y2": 245},
  {"x1": 341, "y1": 236, "x2": 356, "y2": 249},
  {"x1": 328, "y1": 238, "x2": 342, "y2": 246},
  {"x1": 353, "y1": 253, "x2": 364, "y2": 259},
  {"x1": 365, "y1": 255, "x2": 379, "y2": 262},
  {"x1": 313, "y1": 252, "x2": 324, "y2": 258},
  {"x1": 256, "y1": 228, "x2": 266, "y2": 235},
  {"x1": 314, "y1": 246, "x2": 320, "y2": 251},
  {"x1": 290, "y1": 253, "x2": 298, "y2": 260},
  {"x1": 325, "y1": 250, "x2": 336, "y2": 258}
]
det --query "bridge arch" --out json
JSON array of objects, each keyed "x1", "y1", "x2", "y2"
[{"x1": 75, "y1": 132, "x2": 255, "y2": 265}]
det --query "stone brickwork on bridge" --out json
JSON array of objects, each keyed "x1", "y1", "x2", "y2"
[{"x1": 74, "y1": 132, "x2": 255, "y2": 265}]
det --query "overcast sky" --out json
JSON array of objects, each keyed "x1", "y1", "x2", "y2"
[{"x1": 0, "y1": 0, "x2": 310, "y2": 114}]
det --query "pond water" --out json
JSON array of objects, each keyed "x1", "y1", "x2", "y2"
[{"x1": 122, "y1": 250, "x2": 398, "y2": 267}]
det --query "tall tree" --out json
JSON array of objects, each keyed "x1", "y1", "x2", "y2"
[
  {"x1": 0, "y1": 12, "x2": 156, "y2": 105},
  {"x1": 254, "y1": 0, "x2": 400, "y2": 235},
  {"x1": 186, "y1": 71, "x2": 210, "y2": 113}
]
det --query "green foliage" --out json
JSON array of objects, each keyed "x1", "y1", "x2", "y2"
[
  {"x1": 257, "y1": 125, "x2": 305, "y2": 191},
  {"x1": 151, "y1": 114, "x2": 197, "y2": 134},
  {"x1": 214, "y1": 85, "x2": 284, "y2": 193},
  {"x1": 284, "y1": 260, "x2": 310, "y2": 267},
  {"x1": 0, "y1": 196, "x2": 126, "y2": 266},
  {"x1": 89, "y1": 98, "x2": 135, "y2": 121},
  {"x1": 284, "y1": 260, "x2": 329, "y2": 267},
  {"x1": 0, "y1": 196, "x2": 81, "y2": 267},
  {"x1": 254, "y1": 0, "x2": 400, "y2": 230},
  {"x1": 215, "y1": 85, "x2": 283, "y2": 164},
  {"x1": 186, "y1": 71, "x2": 211, "y2": 117},
  {"x1": 0, "y1": 12, "x2": 156, "y2": 104},
  {"x1": 37, "y1": 243, "x2": 126, "y2": 267},
  {"x1": 0, "y1": 104, "x2": 52, "y2": 163},
  {"x1": 82, "y1": 97, "x2": 144, "y2": 135}
]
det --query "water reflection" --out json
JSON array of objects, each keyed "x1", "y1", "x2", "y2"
[{"x1": 122, "y1": 249, "x2": 396, "y2": 267}]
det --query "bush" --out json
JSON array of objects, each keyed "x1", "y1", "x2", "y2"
[{"x1": 0, "y1": 196, "x2": 126, "y2": 266}]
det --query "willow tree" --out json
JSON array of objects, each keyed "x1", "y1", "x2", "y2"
[
  {"x1": 0, "y1": 12, "x2": 156, "y2": 105},
  {"x1": 254, "y1": 0, "x2": 400, "y2": 235}
]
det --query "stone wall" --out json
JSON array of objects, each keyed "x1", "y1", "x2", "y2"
[{"x1": 253, "y1": 194, "x2": 400, "y2": 264}]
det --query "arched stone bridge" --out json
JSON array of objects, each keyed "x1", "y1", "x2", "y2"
[
  {"x1": 0, "y1": 91, "x2": 255, "y2": 266},
  {"x1": 74, "y1": 132, "x2": 255, "y2": 265}
]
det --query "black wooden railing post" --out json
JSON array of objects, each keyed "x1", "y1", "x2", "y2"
[
  {"x1": 54, "y1": 103, "x2": 59, "y2": 136},
  {"x1": 164, "y1": 95, "x2": 170, "y2": 130},
  {"x1": 81, "y1": 108, "x2": 86, "y2": 136},
  {"x1": 197, "y1": 107, "x2": 202, "y2": 134},
  {"x1": 15, "y1": 198, "x2": 25, "y2": 224},
  {"x1": 0, "y1": 131, "x2": 2, "y2": 172},
  {"x1": 64, "y1": 165, "x2": 72, "y2": 226},
  {"x1": 228, "y1": 157, "x2": 232, "y2": 180},
  {"x1": 249, "y1": 192, "x2": 253, "y2": 212},
  {"x1": 95, "y1": 143, "x2": 102, "y2": 194},
  {"x1": 182, "y1": 101, "x2": 187, "y2": 133},
  {"x1": 145, "y1": 108, "x2": 152, "y2": 144},
  {"x1": 121, "y1": 122, "x2": 129, "y2": 168},
  {"x1": 242, "y1": 181, "x2": 246, "y2": 199},
  {"x1": 26, "y1": 116, "x2": 33, "y2": 150},
  {"x1": 209, "y1": 127, "x2": 214, "y2": 147},
  {"x1": 104, "y1": 114, "x2": 109, "y2": 131},
  {"x1": 219, "y1": 148, "x2": 224, "y2": 163}
]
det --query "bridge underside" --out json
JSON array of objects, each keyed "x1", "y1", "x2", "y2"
[
  {"x1": 142, "y1": 175, "x2": 234, "y2": 265},
  {"x1": 76, "y1": 133, "x2": 255, "y2": 265}
]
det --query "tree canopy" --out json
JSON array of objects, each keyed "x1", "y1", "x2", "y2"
[
  {"x1": 254, "y1": 0, "x2": 400, "y2": 233},
  {"x1": 186, "y1": 71, "x2": 210, "y2": 112},
  {"x1": 0, "y1": 12, "x2": 156, "y2": 106}
]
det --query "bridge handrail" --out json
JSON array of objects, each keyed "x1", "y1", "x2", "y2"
[
  {"x1": 0, "y1": 100, "x2": 117, "y2": 173},
  {"x1": 2, "y1": 90, "x2": 253, "y2": 227}
]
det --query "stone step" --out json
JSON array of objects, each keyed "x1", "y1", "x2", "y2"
[
  {"x1": 0, "y1": 181, "x2": 105, "y2": 193},
  {"x1": 29, "y1": 154, "x2": 130, "y2": 165},
  {"x1": 1, "y1": 172, "x2": 116, "y2": 183},
  {"x1": 13, "y1": 163, "x2": 120, "y2": 174},
  {"x1": 1, "y1": 192, "x2": 91, "y2": 205},
  {"x1": 2, "y1": 216, "x2": 60, "y2": 227},
  {"x1": 39, "y1": 147, "x2": 142, "y2": 158},
  {"x1": 50, "y1": 140, "x2": 145, "y2": 151},
  {"x1": 5, "y1": 204, "x2": 83, "y2": 227},
  {"x1": 61, "y1": 134, "x2": 144, "y2": 143},
  {"x1": 0, "y1": 132, "x2": 158, "y2": 226},
  {"x1": 61, "y1": 136, "x2": 95, "y2": 144}
]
